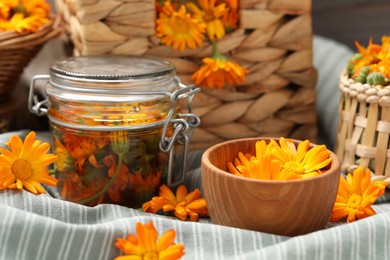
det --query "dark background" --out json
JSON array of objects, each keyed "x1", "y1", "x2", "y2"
[{"x1": 313, "y1": 0, "x2": 390, "y2": 50}]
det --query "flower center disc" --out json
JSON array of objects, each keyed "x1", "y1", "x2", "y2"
[
  {"x1": 347, "y1": 194, "x2": 362, "y2": 209},
  {"x1": 204, "y1": 9, "x2": 215, "y2": 22},
  {"x1": 170, "y1": 16, "x2": 190, "y2": 33},
  {"x1": 284, "y1": 161, "x2": 305, "y2": 175},
  {"x1": 143, "y1": 251, "x2": 158, "y2": 260},
  {"x1": 11, "y1": 159, "x2": 33, "y2": 180}
]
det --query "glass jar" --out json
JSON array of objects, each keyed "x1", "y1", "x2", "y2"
[{"x1": 28, "y1": 56, "x2": 200, "y2": 208}]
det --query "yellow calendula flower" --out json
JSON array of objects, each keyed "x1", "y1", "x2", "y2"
[
  {"x1": 0, "y1": 131, "x2": 58, "y2": 194},
  {"x1": 114, "y1": 221, "x2": 185, "y2": 260},
  {"x1": 192, "y1": 55, "x2": 248, "y2": 89},
  {"x1": 217, "y1": 0, "x2": 239, "y2": 30},
  {"x1": 0, "y1": 0, "x2": 51, "y2": 33},
  {"x1": 227, "y1": 150, "x2": 296, "y2": 180},
  {"x1": 269, "y1": 137, "x2": 332, "y2": 179},
  {"x1": 330, "y1": 167, "x2": 387, "y2": 223},
  {"x1": 53, "y1": 138, "x2": 71, "y2": 172},
  {"x1": 143, "y1": 184, "x2": 208, "y2": 221},
  {"x1": 156, "y1": 0, "x2": 206, "y2": 51},
  {"x1": 347, "y1": 36, "x2": 390, "y2": 85},
  {"x1": 187, "y1": 0, "x2": 228, "y2": 40},
  {"x1": 227, "y1": 138, "x2": 332, "y2": 180},
  {"x1": 371, "y1": 59, "x2": 390, "y2": 79}
]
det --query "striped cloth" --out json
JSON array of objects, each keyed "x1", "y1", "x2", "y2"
[
  {"x1": 2, "y1": 36, "x2": 390, "y2": 260},
  {"x1": 1, "y1": 183, "x2": 390, "y2": 260}
]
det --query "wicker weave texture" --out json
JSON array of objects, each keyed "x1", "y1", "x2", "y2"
[
  {"x1": 0, "y1": 16, "x2": 61, "y2": 100},
  {"x1": 336, "y1": 71, "x2": 390, "y2": 183},
  {"x1": 56, "y1": 0, "x2": 317, "y2": 150}
]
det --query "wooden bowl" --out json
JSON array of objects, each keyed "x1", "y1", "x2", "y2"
[{"x1": 201, "y1": 137, "x2": 341, "y2": 236}]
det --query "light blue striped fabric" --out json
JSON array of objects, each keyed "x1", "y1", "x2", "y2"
[
  {"x1": 2, "y1": 37, "x2": 389, "y2": 260},
  {"x1": 314, "y1": 35, "x2": 353, "y2": 150},
  {"x1": 1, "y1": 177, "x2": 390, "y2": 260}
]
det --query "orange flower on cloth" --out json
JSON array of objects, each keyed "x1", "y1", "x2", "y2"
[
  {"x1": 143, "y1": 184, "x2": 208, "y2": 221},
  {"x1": 156, "y1": 0, "x2": 206, "y2": 51},
  {"x1": 192, "y1": 43, "x2": 249, "y2": 89},
  {"x1": 0, "y1": 0, "x2": 51, "y2": 33},
  {"x1": 114, "y1": 221, "x2": 185, "y2": 260},
  {"x1": 330, "y1": 167, "x2": 387, "y2": 223},
  {"x1": 0, "y1": 131, "x2": 58, "y2": 194}
]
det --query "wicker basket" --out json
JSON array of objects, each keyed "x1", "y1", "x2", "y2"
[
  {"x1": 0, "y1": 16, "x2": 61, "y2": 101},
  {"x1": 336, "y1": 71, "x2": 390, "y2": 183},
  {"x1": 55, "y1": 0, "x2": 318, "y2": 150}
]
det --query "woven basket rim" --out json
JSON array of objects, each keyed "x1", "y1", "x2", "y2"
[{"x1": 0, "y1": 15, "x2": 61, "y2": 50}]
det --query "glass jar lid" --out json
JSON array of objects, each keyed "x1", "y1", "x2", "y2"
[
  {"x1": 47, "y1": 55, "x2": 178, "y2": 103},
  {"x1": 50, "y1": 55, "x2": 175, "y2": 81}
]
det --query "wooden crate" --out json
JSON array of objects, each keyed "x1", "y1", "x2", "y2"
[
  {"x1": 336, "y1": 71, "x2": 390, "y2": 181},
  {"x1": 55, "y1": 0, "x2": 318, "y2": 150}
]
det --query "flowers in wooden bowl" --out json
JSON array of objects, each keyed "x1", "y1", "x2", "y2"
[{"x1": 201, "y1": 137, "x2": 341, "y2": 236}]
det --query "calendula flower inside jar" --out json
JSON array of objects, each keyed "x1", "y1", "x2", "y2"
[
  {"x1": 29, "y1": 56, "x2": 200, "y2": 209},
  {"x1": 346, "y1": 36, "x2": 390, "y2": 86},
  {"x1": 53, "y1": 113, "x2": 171, "y2": 208},
  {"x1": 227, "y1": 137, "x2": 332, "y2": 180}
]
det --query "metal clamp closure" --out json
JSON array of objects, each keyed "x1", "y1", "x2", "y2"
[
  {"x1": 160, "y1": 80, "x2": 200, "y2": 187},
  {"x1": 28, "y1": 75, "x2": 50, "y2": 116}
]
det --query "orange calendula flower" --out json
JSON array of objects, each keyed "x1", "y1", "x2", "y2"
[
  {"x1": 53, "y1": 138, "x2": 71, "y2": 172},
  {"x1": 375, "y1": 60, "x2": 390, "y2": 79},
  {"x1": 187, "y1": 0, "x2": 228, "y2": 40},
  {"x1": 330, "y1": 167, "x2": 387, "y2": 223},
  {"x1": 348, "y1": 36, "x2": 390, "y2": 85},
  {"x1": 0, "y1": 131, "x2": 58, "y2": 194},
  {"x1": 0, "y1": 0, "x2": 51, "y2": 33},
  {"x1": 227, "y1": 138, "x2": 332, "y2": 180},
  {"x1": 114, "y1": 221, "x2": 185, "y2": 260},
  {"x1": 103, "y1": 154, "x2": 131, "y2": 203},
  {"x1": 269, "y1": 137, "x2": 332, "y2": 179},
  {"x1": 143, "y1": 184, "x2": 208, "y2": 221},
  {"x1": 131, "y1": 170, "x2": 162, "y2": 203},
  {"x1": 156, "y1": 0, "x2": 206, "y2": 51},
  {"x1": 227, "y1": 150, "x2": 296, "y2": 180},
  {"x1": 192, "y1": 55, "x2": 249, "y2": 89},
  {"x1": 62, "y1": 133, "x2": 106, "y2": 173},
  {"x1": 217, "y1": 0, "x2": 239, "y2": 30}
]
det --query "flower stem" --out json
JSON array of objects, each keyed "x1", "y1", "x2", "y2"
[
  {"x1": 77, "y1": 154, "x2": 123, "y2": 205},
  {"x1": 211, "y1": 40, "x2": 226, "y2": 61}
]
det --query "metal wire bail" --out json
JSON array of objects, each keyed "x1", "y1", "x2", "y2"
[{"x1": 160, "y1": 79, "x2": 200, "y2": 187}]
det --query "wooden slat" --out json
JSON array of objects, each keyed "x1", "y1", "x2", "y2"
[
  {"x1": 375, "y1": 107, "x2": 390, "y2": 176},
  {"x1": 359, "y1": 103, "x2": 379, "y2": 168}
]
